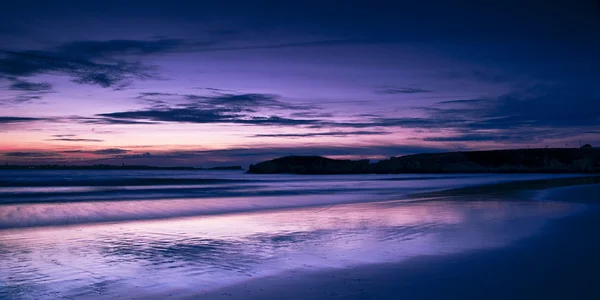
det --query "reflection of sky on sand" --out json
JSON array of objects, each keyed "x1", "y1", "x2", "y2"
[
  {"x1": 0, "y1": 199, "x2": 580, "y2": 299},
  {"x1": 0, "y1": 174, "x2": 582, "y2": 229}
]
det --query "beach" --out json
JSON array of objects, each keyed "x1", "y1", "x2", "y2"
[
  {"x1": 1, "y1": 171, "x2": 599, "y2": 299},
  {"x1": 200, "y1": 183, "x2": 600, "y2": 300}
]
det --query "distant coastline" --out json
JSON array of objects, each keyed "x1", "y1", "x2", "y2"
[
  {"x1": 4, "y1": 147, "x2": 599, "y2": 174},
  {"x1": 248, "y1": 147, "x2": 600, "y2": 174},
  {"x1": 0, "y1": 164, "x2": 243, "y2": 171}
]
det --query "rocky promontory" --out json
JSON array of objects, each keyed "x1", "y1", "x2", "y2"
[
  {"x1": 247, "y1": 148, "x2": 600, "y2": 174},
  {"x1": 247, "y1": 155, "x2": 370, "y2": 174}
]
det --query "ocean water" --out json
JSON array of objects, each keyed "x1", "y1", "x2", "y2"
[{"x1": 0, "y1": 171, "x2": 587, "y2": 299}]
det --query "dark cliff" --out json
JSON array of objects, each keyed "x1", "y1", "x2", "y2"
[
  {"x1": 247, "y1": 148, "x2": 600, "y2": 174},
  {"x1": 247, "y1": 156, "x2": 371, "y2": 174}
]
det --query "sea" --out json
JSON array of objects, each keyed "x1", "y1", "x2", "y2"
[{"x1": 0, "y1": 170, "x2": 589, "y2": 299}]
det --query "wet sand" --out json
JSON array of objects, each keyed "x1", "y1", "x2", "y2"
[
  {"x1": 198, "y1": 182, "x2": 600, "y2": 300},
  {"x1": 2, "y1": 175, "x2": 598, "y2": 300},
  {"x1": 411, "y1": 175, "x2": 600, "y2": 199}
]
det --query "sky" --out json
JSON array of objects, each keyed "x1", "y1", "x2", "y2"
[{"x1": 1, "y1": 0, "x2": 599, "y2": 167}]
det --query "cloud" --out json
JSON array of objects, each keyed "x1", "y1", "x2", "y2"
[
  {"x1": 375, "y1": 87, "x2": 432, "y2": 95},
  {"x1": 1, "y1": 77, "x2": 54, "y2": 103},
  {"x1": 63, "y1": 148, "x2": 130, "y2": 155},
  {"x1": 96, "y1": 106, "x2": 321, "y2": 126},
  {"x1": 73, "y1": 116, "x2": 157, "y2": 125},
  {"x1": 8, "y1": 78, "x2": 52, "y2": 92},
  {"x1": 88, "y1": 102, "x2": 456, "y2": 130},
  {"x1": 92, "y1": 91, "x2": 462, "y2": 129},
  {"x1": 290, "y1": 111, "x2": 334, "y2": 118},
  {"x1": 312, "y1": 117, "x2": 464, "y2": 130},
  {"x1": 114, "y1": 152, "x2": 152, "y2": 159},
  {"x1": 90, "y1": 148, "x2": 130, "y2": 155},
  {"x1": 51, "y1": 134, "x2": 77, "y2": 137},
  {"x1": 89, "y1": 92, "x2": 323, "y2": 126},
  {"x1": 442, "y1": 70, "x2": 516, "y2": 83},
  {"x1": 0, "y1": 116, "x2": 44, "y2": 123},
  {"x1": 3, "y1": 151, "x2": 58, "y2": 157},
  {"x1": 65, "y1": 85, "x2": 599, "y2": 148},
  {"x1": 0, "y1": 50, "x2": 155, "y2": 89},
  {"x1": 415, "y1": 85, "x2": 600, "y2": 144},
  {"x1": 423, "y1": 134, "x2": 515, "y2": 142},
  {"x1": 3, "y1": 38, "x2": 361, "y2": 95},
  {"x1": 47, "y1": 134, "x2": 103, "y2": 142},
  {"x1": 137, "y1": 92, "x2": 316, "y2": 111},
  {"x1": 55, "y1": 39, "x2": 182, "y2": 61},
  {"x1": 197, "y1": 87, "x2": 238, "y2": 93},
  {"x1": 436, "y1": 99, "x2": 483, "y2": 105},
  {"x1": 250, "y1": 130, "x2": 391, "y2": 138},
  {"x1": 97, "y1": 107, "x2": 238, "y2": 124},
  {"x1": 472, "y1": 89, "x2": 598, "y2": 129},
  {"x1": 137, "y1": 92, "x2": 177, "y2": 97},
  {"x1": 0, "y1": 38, "x2": 179, "y2": 89},
  {"x1": 7, "y1": 94, "x2": 43, "y2": 103},
  {"x1": 49, "y1": 138, "x2": 104, "y2": 142},
  {"x1": 193, "y1": 93, "x2": 315, "y2": 110},
  {"x1": 184, "y1": 39, "x2": 373, "y2": 53}
]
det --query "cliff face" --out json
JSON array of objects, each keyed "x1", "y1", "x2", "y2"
[
  {"x1": 247, "y1": 156, "x2": 370, "y2": 174},
  {"x1": 247, "y1": 148, "x2": 600, "y2": 174},
  {"x1": 373, "y1": 148, "x2": 600, "y2": 173}
]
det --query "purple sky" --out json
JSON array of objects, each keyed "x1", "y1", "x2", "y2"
[{"x1": 1, "y1": 0, "x2": 599, "y2": 166}]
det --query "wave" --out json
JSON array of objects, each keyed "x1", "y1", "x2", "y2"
[
  {"x1": 0, "y1": 185, "x2": 403, "y2": 205},
  {"x1": 0, "y1": 172, "x2": 587, "y2": 229},
  {"x1": 0, "y1": 177, "x2": 255, "y2": 187},
  {"x1": 0, "y1": 192, "x2": 389, "y2": 229}
]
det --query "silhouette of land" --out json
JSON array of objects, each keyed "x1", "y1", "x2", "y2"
[
  {"x1": 0, "y1": 164, "x2": 243, "y2": 171},
  {"x1": 248, "y1": 147, "x2": 600, "y2": 174}
]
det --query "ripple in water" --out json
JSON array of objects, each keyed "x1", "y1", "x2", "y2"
[{"x1": 0, "y1": 199, "x2": 580, "y2": 299}]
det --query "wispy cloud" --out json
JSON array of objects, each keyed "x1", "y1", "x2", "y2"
[
  {"x1": 47, "y1": 134, "x2": 103, "y2": 142},
  {"x1": 8, "y1": 78, "x2": 52, "y2": 92},
  {"x1": 63, "y1": 148, "x2": 130, "y2": 155},
  {"x1": 3, "y1": 151, "x2": 58, "y2": 157},
  {"x1": 0, "y1": 38, "x2": 364, "y2": 95},
  {"x1": 55, "y1": 39, "x2": 182, "y2": 61},
  {"x1": 436, "y1": 99, "x2": 483, "y2": 105},
  {"x1": 72, "y1": 116, "x2": 157, "y2": 125},
  {"x1": 375, "y1": 86, "x2": 432, "y2": 95},
  {"x1": 250, "y1": 131, "x2": 390, "y2": 138},
  {"x1": 2, "y1": 77, "x2": 54, "y2": 103},
  {"x1": 417, "y1": 85, "x2": 600, "y2": 144},
  {"x1": 83, "y1": 92, "x2": 323, "y2": 126},
  {"x1": 442, "y1": 70, "x2": 516, "y2": 83},
  {"x1": 137, "y1": 92, "x2": 317, "y2": 111},
  {"x1": 0, "y1": 116, "x2": 45, "y2": 124},
  {"x1": 95, "y1": 108, "x2": 320, "y2": 126},
  {"x1": 423, "y1": 134, "x2": 515, "y2": 142},
  {"x1": 48, "y1": 138, "x2": 104, "y2": 142},
  {"x1": 51, "y1": 134, "x2": 77, "y2": 137},
  {"x1": 0, "y1": 39, "x2": 180, "y2": 91}
]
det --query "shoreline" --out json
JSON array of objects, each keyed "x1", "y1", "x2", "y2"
[
  {"x1": 410, "y1": 175, "x2": 600, "y2": 200},
  {"x1": 199, "y1": 210, "x2": 600, "y2": 300},
  {"x1": 194, "y1": 183, "x2": 600, "y2": 299},
  {"x1": 1, "y1": 175, "x2": 597, "y2": 230},
  {"x1": 3, "y1": 177, "x2": 598, "y2": 299}
]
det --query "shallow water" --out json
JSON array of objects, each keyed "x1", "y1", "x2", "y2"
[
  {"x1": 0, "y1": 199, "x2": 581, "y2": 299},
  {"x1": 0, "y1": 171, "x2": 580, "y2": 228},
  {"x1": 0, "y1": 171, "x2": 587, "y2": 299}
]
